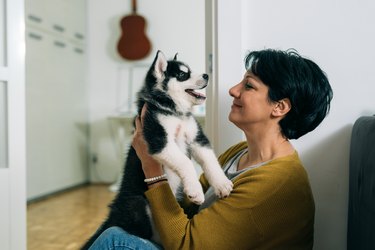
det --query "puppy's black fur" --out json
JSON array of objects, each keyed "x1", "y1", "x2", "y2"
[{"x1": 81, "y1": 146, "x2": 152, "y2": 249}]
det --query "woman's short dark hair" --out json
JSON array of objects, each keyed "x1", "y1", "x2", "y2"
[{"x1": 244, "y1": 49, "x2": 333, "y2": 139}]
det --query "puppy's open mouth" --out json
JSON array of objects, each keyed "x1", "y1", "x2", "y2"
[{"x1": 185, "y1": 89, "x2": 206, "y2": 100}]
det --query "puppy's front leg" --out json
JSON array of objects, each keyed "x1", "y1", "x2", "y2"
[
  {"x1": 153, "y1": 142, "x2": 205, "y2": 205},
  {"x1": 191, "y1": 144, "x2": 233, "y2": 198}
]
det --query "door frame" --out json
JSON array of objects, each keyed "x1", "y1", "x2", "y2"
[
  {"x1": 0, "y1": 0, "x2": 26, "y2": 249},
  {"x1": 205, "y1": 0, "x2": 244, "y2": 155}
]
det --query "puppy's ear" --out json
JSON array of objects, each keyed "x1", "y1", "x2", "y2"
[
  {"x1": 153, "y1": 50, "x2": 168, "y2": 79},
  {"x1": 173, "y1": 53, "x2": 178, "y2": 60}
]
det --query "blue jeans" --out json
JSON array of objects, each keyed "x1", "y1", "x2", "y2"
[{"x1": 89, "y1": 226, "x2": 163, "y2": 250}]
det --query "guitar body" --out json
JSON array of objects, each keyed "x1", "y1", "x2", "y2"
[{"x1": 117, "y1": 12, "x2": 151, "y2": 60}]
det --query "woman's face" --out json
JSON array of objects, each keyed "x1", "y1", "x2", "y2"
[{"x1": 228, "y1": 71, "x2": 276, "y2": 129}]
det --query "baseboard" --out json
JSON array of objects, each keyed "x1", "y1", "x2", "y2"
[{"x1": 27, "y1": 181, "x2": 90, "y2": 204}]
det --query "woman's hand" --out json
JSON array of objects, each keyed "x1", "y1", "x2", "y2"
[{"x1": 131, "y1": 105, "x2": 164, "y2": 181}]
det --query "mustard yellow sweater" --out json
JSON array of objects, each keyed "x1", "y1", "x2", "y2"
[{"x1": 145, "y1": 142, "x2": 315, "y2": 249}]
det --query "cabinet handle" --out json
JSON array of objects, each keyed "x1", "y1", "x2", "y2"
[
  {"x1": 28, "y1": 32, "x2": 43, "y2": 41},
  {"x1": 53, "y1": 41, "x2": 66, "y2": 48},
  {"x1": 53, "y1": 25, "x2": 65, "y2": 33},
  {"x1": 74, "y1": 48, "x2": 84, "y2": 54},
  {"x1": 74, "y1": 33, "x2": 84, "y2": 40},
  {"x1": 28, "y1": 14, "x2": 42, "y2": 23}
]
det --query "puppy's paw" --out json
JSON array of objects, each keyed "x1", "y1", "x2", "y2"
[
  {"x1": 212, "y1": 176, "x2": 233, "y2": 198},
  {"x1": 184, "y1": 183, "x2": 205, "y2": 205}
]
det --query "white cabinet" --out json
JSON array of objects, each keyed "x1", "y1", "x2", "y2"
[
  {"x1": 26, "y1": 0, "x2": 86, "y2": 41},
  {"x1": 25, "y1": 0, "x2": 89, "y2": 200}
]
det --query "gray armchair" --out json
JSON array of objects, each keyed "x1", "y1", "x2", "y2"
[{"x1": 347, "y1": 115, "x2": 375, "y2": 250}]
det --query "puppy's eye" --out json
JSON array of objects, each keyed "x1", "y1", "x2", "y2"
[{"x1": 176, "y1": 72, "x2": 189, "y2": 81}]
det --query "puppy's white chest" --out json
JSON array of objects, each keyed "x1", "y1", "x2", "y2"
[
  {"x1": 177, "y1": 119, "x2": 197, "y2": 145},
  {"x1": 156, "y1": 115, "x2": 199, "y2": 194},
  {"x1": 158, "y1": 114, "x2": 198, "y2": 142}
]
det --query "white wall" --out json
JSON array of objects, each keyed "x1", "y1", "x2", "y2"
[
  {"x1": 87, "y1": 0, "x2": 206, "y2": 182},
  {"x1": 241, "y1": 0, "x2": 375, "y2": 249}
]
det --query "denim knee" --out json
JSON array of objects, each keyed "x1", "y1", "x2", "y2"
[
  {"x1": 102, "y1": 226, "x2": 127, "y2": 239},
  {"x1": 90, "y1": 226, "x2": 162, "y2": 250}
]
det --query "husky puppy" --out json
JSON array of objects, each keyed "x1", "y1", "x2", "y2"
[{"x1": 82, "y1": 51, "x2": 233, "y2": 249}]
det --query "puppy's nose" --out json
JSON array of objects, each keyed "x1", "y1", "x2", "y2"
[{"x1": 202, "y1": 74, "x2": 209, "y2": 80}]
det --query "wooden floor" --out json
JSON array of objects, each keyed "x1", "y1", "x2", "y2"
[{"x1": 27, "y1": 184, "x2": 115, "y2": 250}]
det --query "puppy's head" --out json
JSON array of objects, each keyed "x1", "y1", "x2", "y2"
[{"x1": 147, "y1": 51, "x2": 209, "y2": 108}]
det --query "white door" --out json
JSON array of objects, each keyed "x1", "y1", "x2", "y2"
[{"x1": 0, "y1": 0, "x2": 26, "y2": 249}]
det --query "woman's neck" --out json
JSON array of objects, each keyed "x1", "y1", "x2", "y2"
[{"x1": 238, "y1": 130, "x2": 294, "y2": 171}]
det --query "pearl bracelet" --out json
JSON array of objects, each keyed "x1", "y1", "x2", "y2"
[
  {"x1": 144, "y1": 174, "x2": 167, "y2": 183},
  {"x1": 146, "y1": 178, "x2": 168, "y2": 186}
]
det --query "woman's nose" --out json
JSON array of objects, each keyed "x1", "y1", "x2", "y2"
[{"x1": 229, "y1": 83, "x2": 240, "y2": 98}]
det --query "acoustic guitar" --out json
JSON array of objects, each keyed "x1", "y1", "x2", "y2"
[{"x1": 117, "y1": 0, "x2": 152, "y2": 60}]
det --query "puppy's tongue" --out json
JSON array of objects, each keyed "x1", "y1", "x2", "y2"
[{"x1": 185, "y1": 89, "x2": 206, "y2": 100}]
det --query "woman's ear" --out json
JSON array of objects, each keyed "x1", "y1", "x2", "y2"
[{"x1": 272, "y1": 98, "x2": 291, "y2": 117}]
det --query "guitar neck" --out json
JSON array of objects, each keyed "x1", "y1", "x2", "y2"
[{"x1": 132, "y1": 0, "x2": 137, "y2": 13}]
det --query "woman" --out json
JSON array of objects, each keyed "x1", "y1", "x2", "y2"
[{"x1": 90, "y1": 49, "x2": 333, "y2": 249}]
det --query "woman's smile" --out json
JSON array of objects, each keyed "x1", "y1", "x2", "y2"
[{"x1": 231, "y1": 101, "x2": 242, "y2": 109}]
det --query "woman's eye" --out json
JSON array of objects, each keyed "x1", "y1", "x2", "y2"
[{"x1": 245, "y1": 83, "x2": 254, "y2": 90}]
